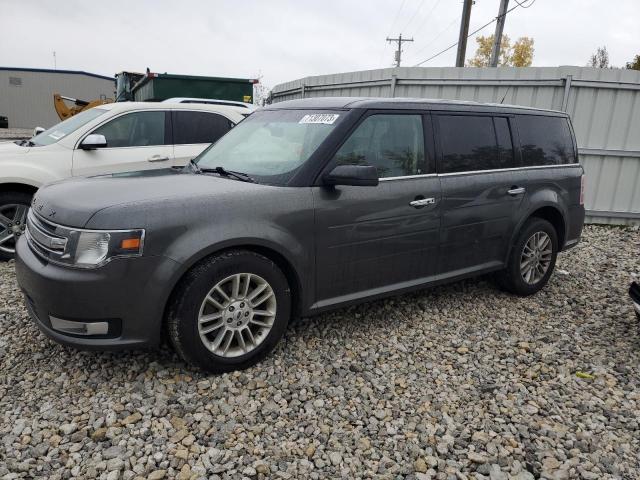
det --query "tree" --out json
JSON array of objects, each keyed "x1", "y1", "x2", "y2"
[
  {"x1": 588, "y1": 46, "x2": 610, "y2": 68},
  {"x1": 626, "y1": 55, "x2": 640, "y2": 70},
  {"x1": 466, "y1": 35, "x2": 534, "y2": 67}
]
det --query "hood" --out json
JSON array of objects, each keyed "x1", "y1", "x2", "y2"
[
  {"x1": 32, "y1": 169, "x2": 270, "y2": 227},
  {"x1": 0, "y1": 140, "x2": 31, "y2": 156}
]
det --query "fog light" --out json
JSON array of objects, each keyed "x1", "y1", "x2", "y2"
[{"x1": 49, "y1": 316, "x2": 109, "y2": 336}]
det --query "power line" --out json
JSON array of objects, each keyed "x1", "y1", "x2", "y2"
[
  {"x1": 401, "y1": 0, "x2": 428, "y2": 33},
  {"x1": 410, "y1": 0, "x2": 444, "y2": 40},
  {"x1": 386, "y1": 0, "x2": 408, "y2": 37},
  {"x1": 411, "y1": 15, "x2": 459, "y2": 58},
  {"x1": 413, "y1": 0, "x2": 532, "y2": 67}
]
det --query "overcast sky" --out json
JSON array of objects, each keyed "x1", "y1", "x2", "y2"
[{"x1": 1, "y1": 0, "x2": 638, "y2": 91}]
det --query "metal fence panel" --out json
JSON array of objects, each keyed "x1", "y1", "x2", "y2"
[{"x1": 272, "y1": 66, "x2": 640, "y2": 224}]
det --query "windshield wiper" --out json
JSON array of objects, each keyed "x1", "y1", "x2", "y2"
[
  {"x1": 200, "y1": 166, "x2": 256, "y2": 183},
  {"x1": 14, "y1": 139, "x2": 36, "y2": 147}
]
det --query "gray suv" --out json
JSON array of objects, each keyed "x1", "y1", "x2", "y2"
[{"x1": 15, "y1": 98, "x2": 585, "y2": 372}]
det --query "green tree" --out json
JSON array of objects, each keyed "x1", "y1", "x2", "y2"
[
  {"x1": 466, "y1": 35, "x2": 534, "y2": 67},
  {"x1": 626, "y1": 55, "x2": 640, "y2": 70}
]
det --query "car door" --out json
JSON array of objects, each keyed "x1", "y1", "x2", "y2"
[
  {"x1": 72, "y1": 110, "x2": 173, "y2": 177},
  {"x1": 435, "y1": 112, "x2": 524, "y2": 275},
  {"x1": 312, "y1": 111, "x2": 442, "y2": 307},
  {"x1": 172, "y1": 110, "x2": 235, "y2": 166}
]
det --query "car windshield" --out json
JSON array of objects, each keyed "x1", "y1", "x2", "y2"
[
  {"x1": 196, "y1": 109, "x2": 344, "y2": 185},
  {"x1": 31, "y1": 108, "x2": 108, "y2": 146}
]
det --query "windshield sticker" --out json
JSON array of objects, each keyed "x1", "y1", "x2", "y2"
[
  {"x1": 48, "y1": 131, "x2": 66, "y2": 140},
  {"x1": 299, "y1": 114, "x2": 340, "y2": 125}
]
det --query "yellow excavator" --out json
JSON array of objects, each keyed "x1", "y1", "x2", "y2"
[
  {"x1": 53, "y1": 93, "x2": 113, "y2": 121},
  {"x1": 52, "y1": 71, "x2": 144, "y2": 120}
]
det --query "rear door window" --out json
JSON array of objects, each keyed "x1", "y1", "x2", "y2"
[
  {"x1": 173, "y1": 111, "x2": 233, "y2": 145},
  {"x1": 517, "y1": 115, "x2": 575, "y2": 166},
  {"x1": 437, "y1": 115, "x2": 514, "y2": 173},
  {"x1": 334, "y1": 114, "x2": 426, "y2": 178},
  {"x1": 92, "y1": 111, "x2": 166, "y2": 148}
]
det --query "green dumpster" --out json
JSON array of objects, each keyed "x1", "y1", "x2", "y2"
[{"x1": 133, "y1": 73, "x2": 256, "y2": 103}]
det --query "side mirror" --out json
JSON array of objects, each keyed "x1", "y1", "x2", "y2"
[
  {"x1": 80, "y1": 134, "x2": 107, "y2": 150},
  {"x1": 33, "y1": 127, "x2": 45, "y2": 137},
  {"x1": 323, "y1": 164, "x2": 379, "y2": 187}
]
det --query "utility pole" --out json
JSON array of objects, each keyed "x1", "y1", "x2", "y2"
[
  {"x1": 455, "y1": 0, "x2": 473, "y2": 67},
  {"x1": 53, "y1": 51, "x2": 57, "y2": 70},
  {"x1": 386, "y1": 34, "x2": 414, "y2": 67},
  {"x1": 489, "y1": 0, "x2": 510, "y2": 67}
]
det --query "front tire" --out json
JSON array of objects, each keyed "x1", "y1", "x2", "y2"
[
  {"x1": 167, "y1": 250, "x2": 291, "y2": 373},
  {"x1": 0, "y1": 191, "x2": 32, "y2": 261},
  {"x1": 497, "y1": 217, "x2": 558, "y2": 296}
]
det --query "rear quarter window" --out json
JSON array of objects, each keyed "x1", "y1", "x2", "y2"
[
  {"x1": 437, "y1": 115, "x2": 515, "y2": 173},
  {"x1": 517, "y1": 115, "x2": 575, "y2": 166},
  {"x1": 173, "y1": 111, "x2": 233, "y2": 145}
]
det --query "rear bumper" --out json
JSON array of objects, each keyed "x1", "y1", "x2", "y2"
[
  {"x1": 562, "y1": 204, "x2": 585, "y2": 251},
  {"x1": 15, "y1": 236, "x2": 181, "y2": 350},
  {"x1": 630, "y1": 282, "x2": 640, "y2": 318}
]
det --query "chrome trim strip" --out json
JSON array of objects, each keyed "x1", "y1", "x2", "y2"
[
  {"x1": 380, "y1": 173, "x2": 438, "y2": 181},
  {"x1": 438, "y1": 164, "x2": 580, "y2": 177},
  {"x1": 26, "y1": 211, "x2": 67, "y2": 252},
  {"x1": 49, "y1": 316, "x2": 109, "y2": 336},
  {"x1": 378, "y1": 164, "x2": 580, "y2": 181}
]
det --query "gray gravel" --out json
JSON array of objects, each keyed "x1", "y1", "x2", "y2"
[{"x1": 1, "y1": 225, "x2": 639, "y2": 480}]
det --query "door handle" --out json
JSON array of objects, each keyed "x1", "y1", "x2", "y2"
[
  {"x1": 507, "y1": 187, "x2": 526, "y2": 196},
  {"x1": 409, "y1": 197, "x2": 436, "y2": 208},
  {"x1": 147, "y1": 155, "x2": 170, "y2": 162}
]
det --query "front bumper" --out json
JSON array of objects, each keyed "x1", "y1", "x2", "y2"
[
  {"x1": 630, "y1": 282, "x2": 640, "y2": 319},
  {"x1": 15, "y1": 236, "x2": 181, "y2": 350}
]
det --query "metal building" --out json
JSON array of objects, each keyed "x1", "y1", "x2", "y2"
[
  {"x1": 272, "y1": 66, "x2": 640, "y2": 225},
  {"x1": 0, "y1": 67, "x2": 114, "y2": 129}
]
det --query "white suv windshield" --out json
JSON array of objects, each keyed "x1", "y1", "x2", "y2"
[
  {"x1": 196, "y1": 109, "x2": 343, "y2": 185},
  {"x1": 31, "y1": 108, "x2": 108, "y2": 146}
]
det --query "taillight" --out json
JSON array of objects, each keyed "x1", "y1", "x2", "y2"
[{"x1": 580, "y1": 175, "x2": 585, "y2": 205}]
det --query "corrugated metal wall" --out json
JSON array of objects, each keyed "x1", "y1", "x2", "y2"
[
  {"x1": 272, "y1": 66, "x2": 640, "y2": 225},
  {"x1": 0, "y1": 68, "x2": 114, "y2": 129}
]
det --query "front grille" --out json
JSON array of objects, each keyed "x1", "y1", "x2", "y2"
[{"x1": 25, "y1": 210, "x2": 69, "y2": 261}]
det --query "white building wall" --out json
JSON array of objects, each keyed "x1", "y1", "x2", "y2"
[{"x1": 0, "y1": 68, "x2": 114, "y2": 129}]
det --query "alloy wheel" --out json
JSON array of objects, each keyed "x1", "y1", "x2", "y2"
[
  {"x1": 0, "y1": 204, "x2": 28, "y2": 254},
  {"x1": 520, "y1": 231, "x2": 552, "y2": 284},
  {"x1": 198, "y1": 273, "x2": 277, "y2": 357}
]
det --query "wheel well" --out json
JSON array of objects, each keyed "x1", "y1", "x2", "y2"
[
  {"x1": 530, "y1": 206, "x2": 566, "y2": 249},
  {"x1": 163, "y1": 245, "x2": 304, "y2": 325},
  {"x1": 0, "y1": 183, "x2": 38, "y2": 196}
]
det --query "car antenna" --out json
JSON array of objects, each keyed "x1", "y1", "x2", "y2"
[{"x1": 500, "y1": 85, "x2": 511, "y2": 104}]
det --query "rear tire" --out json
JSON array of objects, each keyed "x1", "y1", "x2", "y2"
[
  {"x1": 167, "y1": 250, "x2": 291, "y2": 373},
  {"x1": 0, "y1": 191, "x2": 33, "y2": 261},
  {"x1": 496, "y1": 217, "x2": 558, "y2": 296}
]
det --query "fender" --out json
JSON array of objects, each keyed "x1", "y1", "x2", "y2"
[
  {"x1": 158, "y1": 231, "x2": 310, "y2": 318},
  {"x1": 507, "y1": 188, "x2": 569, "y2": 259}
]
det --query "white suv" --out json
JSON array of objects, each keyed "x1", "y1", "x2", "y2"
[{"x1": 0, "y1": 102, "x2": 246, "y2": 259}]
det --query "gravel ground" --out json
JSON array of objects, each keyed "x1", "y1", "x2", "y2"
[{"x1": 1, "y1": 225, "x2": 639, "y2": 480}]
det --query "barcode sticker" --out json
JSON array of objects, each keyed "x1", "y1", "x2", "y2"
[
  {"x1": 48, "y1": 131, "x2": 66, "y2": 140},
  {"x1": 299, "y1": 114, "x2": 340, "y2": 125}
]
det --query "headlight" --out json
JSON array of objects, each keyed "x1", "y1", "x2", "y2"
[
  {"x1": 70, "y1": 229, "x2": 144, "y2": 268},
  {"x1": 26, "y1": 210, "x2": 145, "y2": 269}
]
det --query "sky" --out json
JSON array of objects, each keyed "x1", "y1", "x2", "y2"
[{"x1": 1, "y1": 0, "x2": 638, "y2": 92}]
